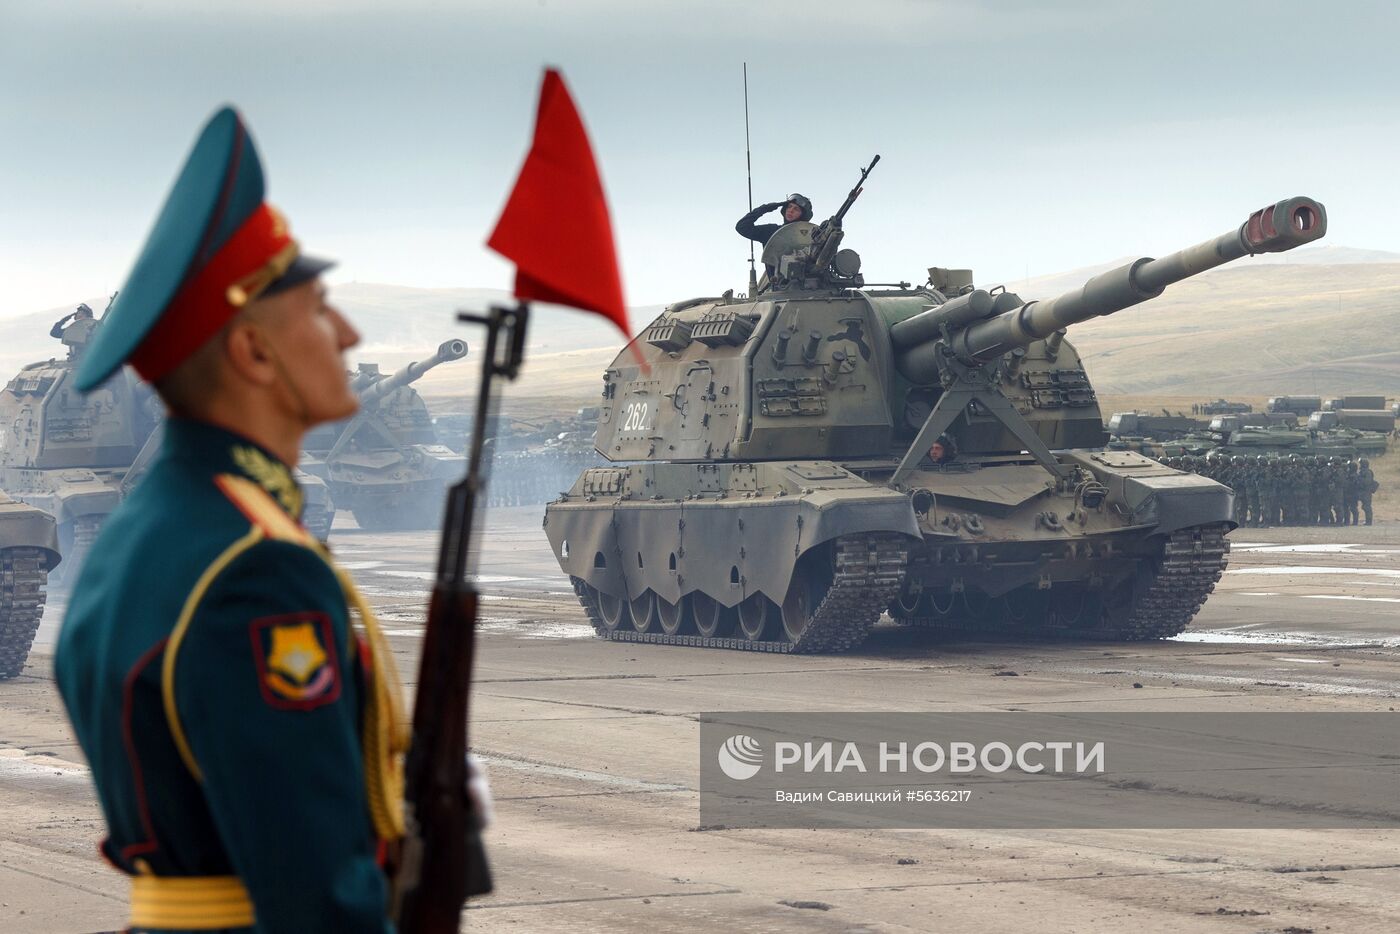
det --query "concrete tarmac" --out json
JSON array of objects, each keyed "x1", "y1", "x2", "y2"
[{"x1": 4, "y1": 509, "x2": 1400, "y2": 932}]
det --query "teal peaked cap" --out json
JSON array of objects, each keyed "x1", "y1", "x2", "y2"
[{"x1": 75, "y1": 107, "x2": 267, "y2": 392}]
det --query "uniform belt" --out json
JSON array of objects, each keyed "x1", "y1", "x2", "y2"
[{"x1": 130, "y1": 874, "x2": 255, "y2": 930}]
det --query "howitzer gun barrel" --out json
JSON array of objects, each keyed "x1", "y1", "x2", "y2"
[
  {"x1": 896, "y1": 197, "x2": 1325, "y2": 383},
  {"x1": 358, "y1": 338, "x2": 468, "y2": 405}
]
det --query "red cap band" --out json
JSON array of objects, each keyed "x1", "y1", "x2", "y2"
[{"x1": 131, "y1": 202, "x2": 297, "y2": 383}]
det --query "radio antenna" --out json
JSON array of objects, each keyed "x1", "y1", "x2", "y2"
[{"x1": 743, "y1": 62, "x2": 757, "y2": 298}]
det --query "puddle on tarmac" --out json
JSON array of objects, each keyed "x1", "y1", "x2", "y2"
[
  {"x1": 1231, "y1": 543, "x2": 1400, "y2": 555},
  {"x1": 1172, "y1": 628, "x2": 1400, "y2": 648},
  {"x1": 380, "y1": 618, "x2": 591, "y2": 641},
  {"x1": 1226, "y1": 566, "x2": 1400, "y2": 578},
  {"x1": 1234, "y1": 590, "x2": 1400, "y2": 603},
  {"x1": 1302, "y1": 594, "x2": 1400, "y2": 604}
]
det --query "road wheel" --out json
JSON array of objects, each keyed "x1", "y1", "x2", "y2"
[
  {"x1": 929, "y1": 590, "x2": 957, "y2": 617},
  {"x1": 656, "y1": 594, "x2": 689, "y2": 636},
  {"x1": 960, "y1": 588, "x2": 995, "y2": 621},
  {"x1": 1049, "y1": 586, "x2": 1090, "y2": 627},
  {"x1": 781, "y1": 570, "x2": 829, "y2": 644},
  {"x1": 737, "y1": 592, "x2": 774, "y2": 641},
  {"x1": 1002, "y1": 587, "x2": 1048, "y2": 625},
  {"x1": 630, "y1": 591, "x2": 658, "y2": 633},
  {"x1": 691, "y1": 592, "x2": 735, "y2": 638},
  {"x1": 891, "y1": 589, "x2": 925, "y2": 619},
  {"x1": 597, "y1": 589, "x2": 630, "y2": 632}
]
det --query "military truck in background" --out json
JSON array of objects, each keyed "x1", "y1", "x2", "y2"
[
  {"x1": 302, "y1": 339, "x2": 468, "y2": 530},
  {"x1": 1106, "y1": 411, "x2": 1207, "y2": 444},
  {"x1": 1322, "y1": 395, "x2": 1387, "y2": 412},
  {"x1": 0, "y1": 494, "x2": 60, "y2": 678},
  {"x1": 546, "y1": 190, "x2": 1327, "y2": 653},
  {"x1": 1267, "y1": 395, "x2": 1322, "y2": 417}
]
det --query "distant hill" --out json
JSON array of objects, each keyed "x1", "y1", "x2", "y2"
[{"x1": 4, "y1": 253, "x2": 1396, "y2": 410}]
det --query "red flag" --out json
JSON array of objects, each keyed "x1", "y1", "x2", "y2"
[{"x1": 487, "y1": 68, "x2": 629, "y2": 339}]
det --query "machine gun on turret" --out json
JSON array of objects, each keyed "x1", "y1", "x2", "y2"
[
  {"x1": 887, "y1": 196, "x2": 1327, "y2": 485},
  {"x1": 760, "y1": 155, "x2": 880, "y2": 291}
]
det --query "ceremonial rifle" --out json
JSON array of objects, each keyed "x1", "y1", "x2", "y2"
[{"x1": 394, "y1": 303, "x2": 528, "y2": 929}]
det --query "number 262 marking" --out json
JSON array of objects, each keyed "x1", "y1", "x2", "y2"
[{"x1": 623, "y1": 402, "x2": 650, "y2": 431}]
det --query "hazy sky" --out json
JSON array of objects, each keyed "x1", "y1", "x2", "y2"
[{"x1": 3, "y1": 0, "x2": 1397, "y2": 319}]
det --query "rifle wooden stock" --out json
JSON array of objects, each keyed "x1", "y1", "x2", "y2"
[{"x1": 396, "y1": 582, "x2": 492, "y2": 932}]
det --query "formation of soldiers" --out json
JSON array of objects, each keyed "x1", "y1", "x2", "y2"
[
  {"x1": 1161, "y1": 453, "x2": 1379, "y2": 527},
  {"x1": 486, "y1": 449, "x2": 600, "y2": 507}
]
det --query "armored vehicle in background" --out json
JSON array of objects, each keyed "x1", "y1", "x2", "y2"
[
  {"x1": 1324, "y1": 408, "x2": 1395, "y2": 435},
  {"x1": 488, "y1": 407, "x2": 606, "y2": 507},
  {"x1": 302, "y1": 340, "x2": 468, "y2": 530},
  {"x1": 0, "y1": 494, "x2": 60, "y2": 678},
  {"x1": 1106, "y1": 411, "x2": 1207, "y2": 443},
  {"x1": 1306, "y1": 412, "x2": 1390, "y2": 456},
  {"x1": 546, "y1": 193, "x2": 1327, "y2": 652},
  {"x1": 121, "y1": 422, "x2": 337, "y2": 541},
  {"x1": 0, "y1": 350, "x2": 160, "y2": 580},
  {"x1": 1199, "y1": 399, "x2": 1251, "y2": 415}
]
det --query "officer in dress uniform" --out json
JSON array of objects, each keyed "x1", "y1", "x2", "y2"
[{"x1": 54, "y1": 107, "x2": 406, "y2": 933}]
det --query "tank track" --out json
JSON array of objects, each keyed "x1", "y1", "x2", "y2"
[
  {"x1": 0, "y1": 548, "x2": 50, "y2": 680},
  {"x1": 572, "y1": 533, "x2": 909, "y2": 654},
  {"x1": 302, "y1": 504, "x2": 334, "y2": 543},
  {"x1": 896, "y1": 524, "x2": 1230, "y2": 641},
  {"x1": 1089, "y1": 523, "x2": 1230, "y2": 640}
]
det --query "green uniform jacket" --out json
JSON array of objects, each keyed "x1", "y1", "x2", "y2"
[{"x1": 55, "y1": 419, "x2": 392, "y2": 933}]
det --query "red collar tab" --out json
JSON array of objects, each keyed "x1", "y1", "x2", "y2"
[{"x1": 131, "y1": 202, "x2": 299, "y2": 383}]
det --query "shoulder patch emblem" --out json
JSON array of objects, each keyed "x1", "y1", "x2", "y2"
[{"x1": 250, "y1": 613, "x2": 341, "y2": 710}]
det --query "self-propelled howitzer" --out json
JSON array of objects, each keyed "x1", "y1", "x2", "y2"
[
  {"x1": 301, "y1": 339, "x2": 468, "y2": 530},
  {"x1": 545, "y1": 197, "x2": 1326, "y2": 653}
]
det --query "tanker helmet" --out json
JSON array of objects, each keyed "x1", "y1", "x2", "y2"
[{"x1": 785, "y1": 193, "x2": 814, "y2": 222}]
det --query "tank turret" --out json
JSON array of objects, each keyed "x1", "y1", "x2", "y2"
[
  {"x1": 0, "y1": 312, "x2": 161, "y2": 580},
  {"x1": 300, "y1": 340, "x2": 468, "y2": 530},
  {"x1": 548, "y1": 193, "x2": 1328, "y2": 654},
  {"x1": 595, "y1": 197, "x2": 1324, "y2": 478}
]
